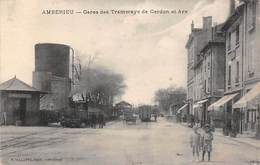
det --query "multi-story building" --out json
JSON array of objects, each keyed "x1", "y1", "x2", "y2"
[
  {"x1": 234, "y1": 0, "x2": 260, "y2": 135},
  {"x1": 186, "y1": 18, "x2": 209, "y2": 121},
  {"x1": 199, "y1": 25, "x2": 226, "y2": 127},
  {"x1": 240, "y1": 0, "x2": 260, "y2": 135},
  {"x1": 186, "y1": 17, "x2": 226, "y2": 125},
  {"x1": 209, "y1": 0, "x2": 260, "y2": 135},
  {"x1": 221, "y1": 2, "x2": 245, "y2": 134}
]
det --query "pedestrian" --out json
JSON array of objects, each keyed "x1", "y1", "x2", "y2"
[
  {"x1": 98, "y1": 113, "x2": 101, "y2": 128},
  {"x1": 201, "y1": 124, "x2": 213, "y2": 162},
  {"x1": 60, "y1": 115, "x2": 65, "y2": 127},
  {"x1": 190, "y1": 126, "x2": 201, "y2": 162},
  {"x1": 98, "y1": 113, "x2": 104, "y2": 128},
  {"x1": 92, "y1": 114, "x2": 97, "y2": 128},
  {"x1": 102, "y1": 113, "x2": 105, "y2": 126},
  {"x1": 3, "y1": 111, "x2": 7, "y2": 126}
]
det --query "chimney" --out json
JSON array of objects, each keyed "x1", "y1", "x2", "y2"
[
  {"x1": 191, "y1": 20, "x2": 194, "y2": 32},
  {"x1": 229, "y1": 0, "x2": 236, "y2": 16},
  {"x1": 203, "y1": 16, "x2": 212, "y2": 30}
]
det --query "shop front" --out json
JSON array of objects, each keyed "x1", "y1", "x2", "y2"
[
  {"x1": 193, "y1": 99, "x2": 208, "y2": 126},
  {"x1": 233, "y1": 82, "x2": 260, "y2": 138},
  {"x1": 208, "y1": 93, "x2": 240, "y2": 136}
]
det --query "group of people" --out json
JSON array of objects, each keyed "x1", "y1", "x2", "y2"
[
  {"x1": 190, "y1": 124, "x2": 214, "y2": 162},
  {"x1": 90, "y1": 113, "x2": 105, "y2": 128}
]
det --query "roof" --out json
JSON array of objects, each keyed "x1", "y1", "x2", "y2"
[
  {"x1": 0, "y1": 76, "x2": 44, "y2": 93},
  {"x1": 185, "y1": 29, "x2": 203, "y2": 48},
  {"x1": 35, "y1": 43, "x2": 69, "y2": 48},
  {"x1": 116, "y1": 101, "x2": 132, "y2": 106},
  {"x1": 222, "y1": 3, "x2": 245, "y2": 31},
  {"x1": 200, "y1": 41, "x2": 225, "y2": 54}
]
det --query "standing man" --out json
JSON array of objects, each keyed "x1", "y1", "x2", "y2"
[
  {"x1": 98, "y1": 113, "x2": 104, "y2": 128},
  {"x1": 190, "y1": 126, "x2": 201, "y2": 162},
  {"x1": 92, "y1": 114, "x2": 97, "y2": 128},
  {"x1": 154, "y1": 113, "x2": 157, "y2": 122},
  {"x1": 102, "y1": 113, "x2": 105, "y2": 127},
  {"x1": 201, "y1": 124, "x2": 214, "y2": 161},
  {"x1": 2, "y1": 110, "x2": 7, "y2": 125}
]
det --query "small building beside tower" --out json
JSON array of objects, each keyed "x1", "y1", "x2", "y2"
[{"x1": 0, "y1": 76, "x2": 45, "y2": 126}]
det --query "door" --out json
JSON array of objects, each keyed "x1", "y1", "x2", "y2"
[{"x1": 19, "y1": 99, "x2": 26, "y2": 125}]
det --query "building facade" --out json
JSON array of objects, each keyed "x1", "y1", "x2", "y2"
[
  {"x1": 199, "y1": 25, "x2": 226, "y2": 127},
  {"x1": 186, "y1": 17, "x2": 226, "y2": 126},
  {"x1": 186, "y1": 17, "x2": 212, "y2": 121},
  {"x1": 0, "y1": 77, "x2": 44, "y2": 126},
  {"x1": 208, "y1": 0, "x2": 260, "y2": 135},
  {"x1": 241, "y1": 0, "x2": 260, "y2": 133}
]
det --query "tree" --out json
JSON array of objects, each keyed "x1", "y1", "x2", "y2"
[
  {"x1": 79, "y1": 65, "x2": 126, "y2": 105},
  {"x1": 154, "y1": 85, "x2": 186, "y2": 113}
]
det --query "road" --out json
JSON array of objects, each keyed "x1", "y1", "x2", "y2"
[{"x1": 0, "y1": 118, "x2": 259, "y2": 165}]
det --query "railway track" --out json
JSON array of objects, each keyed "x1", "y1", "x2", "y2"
[{"x1": 0, "y1": 128, "x2": 64, "y2": 156}]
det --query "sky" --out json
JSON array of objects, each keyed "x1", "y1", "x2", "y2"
[{"x1": 0, "y1": 0, "x2": 231, "y2": 104}]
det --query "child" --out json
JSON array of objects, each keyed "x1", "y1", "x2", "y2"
[
  {"x1": 190, "y1": 126, "x2": 201, "y2": 162},
  {"x1": 201, "y1": 124, "x2": 213, "y2": 161}
]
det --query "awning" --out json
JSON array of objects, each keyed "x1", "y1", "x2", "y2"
[
  {"x1": 193, "y1": 103, "x2": 199, "y2": 109},
  {"x1": 197, "y1": 99, "x2": 208, "y2": 104},
  {"x1": 193, "y1": 99, "x2": 208, "y2": 109},
  {"x1": 208, "y1": 93, "x2": 239, "y2": 111},
  {"x1": 177, "y1": 104, "x2": 188, "y2": 113},
  {"x1": 233, "y1": 82, "x2": 260, "y2": 109}
]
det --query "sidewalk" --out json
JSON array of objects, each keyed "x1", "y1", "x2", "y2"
[
  {"x1": 179, "y1": 122, "x2": 260, "y2": 149},
  {"x1": 214, "y1": 128, "x2": 260, "y2": 149}
]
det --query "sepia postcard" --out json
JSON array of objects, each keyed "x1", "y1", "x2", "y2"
[{"x1": 0, "y1": 0, "x2": 260, "y2": 164}]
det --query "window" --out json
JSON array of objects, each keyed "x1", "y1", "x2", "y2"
[
  {"x1": 248, "y1": 41, "x2": 255, "y2": 77},
  {"x1": 236, "y1": 61, "x2": 239, "y2": 83},
  {"x1": 253, "y1": 110, "x2": 256, "y2": 123},
  {"x1": 236, "y1": 25, "x2": 239, "y2": 45},
  {"x1": 208, "y1": 77, "x2": 210, "y2": 92},
  {"x1": 204, "y1": 80, "x2": 207, "y2": 93},
  {"x1": 247, "y1": 111, "x2": 249, "y2": 123},
  {"x1": 228, "y1": 65, "x2": 231, "y2": 85},
  {"x1": 248, "y1": 1, "x2": 256, "y2": 31},
  {"x1": 230, "y1": 50, "x2": 236, "y2": 60},
  {"x1": 228, "y1": 32, "x2": 231, "y2": 50}
]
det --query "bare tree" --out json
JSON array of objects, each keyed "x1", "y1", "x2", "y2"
[{"x1": 71, "y1": 52, "x2": 98, "y2": 95}]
